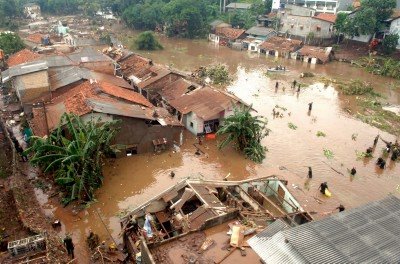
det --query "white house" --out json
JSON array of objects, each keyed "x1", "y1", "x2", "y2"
[{"x1": 389, "y1": 14, "x2": 400, "y2": 49}]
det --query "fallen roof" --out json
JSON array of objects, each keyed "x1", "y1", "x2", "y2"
[
  {"x1": 137, "y1": 65, "x2": 172, "y2": 90},
  {"x1": 215, "y1": 27, "x2": 246, "y2": 41},
  {"x1": 260, "y1": 36, "x2": 303, "y2": 52},
  {"x1": 298, "y1": 45, "x2": 333, "y2": 63},
  {"x1": 314, "y1": 13, "x2": 337, "y2": 24},
  {"x1": 7, "y1": 49, "x2": 42, "y2": 67},
  {"x1": 117, "y1": 53, "x2": 153, "y2": 78},
  {"x1": 245, "y1": 26, "x2": 276, "y2": 36},
  {"x1": 159, "y1": 78, "x2": 197, "y2": 102},
  {"x1": 249, "y1": 195, "x2": 400, "y2": 264}
]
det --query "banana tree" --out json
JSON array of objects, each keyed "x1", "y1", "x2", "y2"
[
  {"x1": 26, "y1": 113, "x2": 119, "y2": 204},
  {"x1": 217, "y1": 105, "x2": 269, "y2": 163}
]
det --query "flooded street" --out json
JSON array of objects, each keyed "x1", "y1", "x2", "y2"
[{"x1": 42, "y1": 32, "x2": 399, "y2": 262}]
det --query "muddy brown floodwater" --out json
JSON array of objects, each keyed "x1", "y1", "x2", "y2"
[{"x1": 40, "y1": 32, "x2": 400, "y2": 263}]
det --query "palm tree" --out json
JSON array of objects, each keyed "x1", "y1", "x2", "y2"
[
  {"x1": 26, "y1": 113, "x2": 119, "y2": 204},
  {"x1": 217, "y1": 105, "x2": 269, "y2": 163}
]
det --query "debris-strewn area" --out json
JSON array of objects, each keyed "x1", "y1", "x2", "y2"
[{"x1": 11, "y1": 170, "x2": 70, "y2": 263}]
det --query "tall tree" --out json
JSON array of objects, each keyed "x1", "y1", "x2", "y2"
[{"x1": 217, "y1": 105, "x2": 270, "y2": 163}]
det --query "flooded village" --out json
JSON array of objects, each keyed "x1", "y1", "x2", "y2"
[{"x1": 1, "y1": 0, "x2": 400, "y2": 263}]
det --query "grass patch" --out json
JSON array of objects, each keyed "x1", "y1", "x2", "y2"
[
  {"x1": 288, "y1": 122, "x2": 298, "y2": 130},
  {"x1": 323, "y1": 148, "x2": 334, "y2": 159},
  {"x1": 338, "y1": 80, "x2": 381, "y2": 96},
  {"x1": 316, "y1": 131, "x2": 326, "y2": 137}
]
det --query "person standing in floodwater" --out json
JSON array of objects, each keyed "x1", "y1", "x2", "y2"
[
  {"x1": 308, "y1": 167, "x2": 312, "y2": 179},
  {"x1": 293, "y1": 80, "x2": 297, "y2": 88},
  {"x1": 373, "y1": 135, "x2": 379, "y2": 146},
  {"x1": 336, "y1": 204, "x2": 345, "y2": 212},
  {"x1": 275, "y1": 81, "x2": 279, "y2": 89},
  {"x1": 308, "y1": 102, "x2": 313, "y2": 111},
  {"x1": 319, "y1": 182, "x2": 328, "y2": 194},
  {"x1": 63, "y1": 235, "x2": 75, "y2": 259}
]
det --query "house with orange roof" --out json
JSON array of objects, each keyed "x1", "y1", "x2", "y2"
[
  {"x1": 6, "y1": 49, "x2": 42, "y2": 67},
  {"x1": 212, "y1": 27, "x2": 247, "y2": 46},
  {"x1": 30, "y1": 80, "x2": 183, "y2": 156}
]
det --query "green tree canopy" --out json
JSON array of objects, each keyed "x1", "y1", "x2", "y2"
[
  {"x1": 217, "y1": 105, "x2": 270, "y2": 163},
  {"x1": 26, "y1": 113, "x2": 120, "y2": 204},
  {"x1": 0, "y1": 33, "x2": 25, "y2": 55},
  {"x1": 381, "y1": 34, "x2": 399, "y2": 55},
  {"x1": 134, "y1": 31, "x2": 163, "y2": 50},
  {"x1": 343, "y1": 0, "x2": 396, "y2": 37}
]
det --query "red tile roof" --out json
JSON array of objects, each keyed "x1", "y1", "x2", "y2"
[
  {"x1": 314, "y1": 13, "x2": 337, "y2": 24},
  {"x1": 260, "y1": 37, "x2": 303, "y2": 53},
  {"x1": 298, "y1": 45, "x2": 334, "y2": 63},
  {"x1": 98, "y1": 81, "x2": 153, "y2": 108},
  {"x1": 26, "y1": 33, "x2": 44, "y2": 44},
  {"x1": 216, "y1": 27, "x2": 246, "y2": 40},
  {"x1": 7, "y1": 49, "x2": 42, "y2": 67}
]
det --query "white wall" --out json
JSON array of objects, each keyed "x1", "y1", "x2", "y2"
[
  {"x1": 183, "y1": 112, "x2": 204, "y2": 135},
  {"x1": 390, "y1": 18, "x2": 400, "y2": 49}
]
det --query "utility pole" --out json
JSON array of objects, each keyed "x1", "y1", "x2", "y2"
[
  {"x1": 220, "y1": 0, "x2": 222, "y2": 13},
  {"x1": 223, "y1": 0, "x2": 226, "y2": 13}
]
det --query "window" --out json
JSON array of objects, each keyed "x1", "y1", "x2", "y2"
[
  {"x1": 300, "y1": 25, "x2": 304, "y2": 30},
  {"x1": 316, "y1": 26, "x2": 321, "y2": 32},
  {"x1": 190, "y1": 122, "x2": 194, "y2": 127}
]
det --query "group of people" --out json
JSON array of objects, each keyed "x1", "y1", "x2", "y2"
[{"x1": 373, "y1": 135, "x2": 399, "y2": 169}]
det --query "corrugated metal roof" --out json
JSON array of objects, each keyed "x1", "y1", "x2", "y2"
[
  {"x1": 68, "y1": 47, "x2": 113, "y2": 63},
  {"x1": 245, "y1": 26, "x2": 276, "y2": 37},
  {"x1": 86, "y1": 98, "x2": 151, "y2": 120},
  {"x1": 3, "y1": 61, "x2": 48, "y2": 78},
  {"x1": 249, "y1": 195, "x2": 400, "y2": 264}
]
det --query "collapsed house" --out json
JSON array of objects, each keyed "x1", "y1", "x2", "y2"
[
  {"x1": 211, "y1": 27, "x2": 247, "y2": 46},
  {"x1": 120, "y1": 176, "x2": 313, "y2": 263}
]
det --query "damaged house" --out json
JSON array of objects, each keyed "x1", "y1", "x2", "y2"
[
  {"x1": 296, "y1": 45, "x2": 334, "y2": 64},
  {"x1": 212, "y1": 27, "x2": 247, "y2": 46},
  {"x1": 156, "y1": 77, "x2": 242, "y2": 135},
  {"x1": 120, "y1": 176, "x2": 313, "y2": 263},
  {"x1": 259, "y1": 36, "x2": 303, "y2": 58},
  {"x1": 30, "y1": 80, "x2": 182, "y2": 156}
]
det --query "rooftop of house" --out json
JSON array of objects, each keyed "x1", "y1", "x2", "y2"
[
  {"x1": 215, "y1": 27, "x2": 246, "y2": 40},
  {"x1": 249, "y1": 195, "x2": 400, "y2": 264},
  {"x1": 26, "y1": 33, "x2": 45, "y2": 44},
  {"x1": 245, "y1": 26, "x2": 276, "y2": 37},
  {"x1": 30, "y1": 80, "x2": 156, "y2": 137},
  {"x1": 314, "y1": 13, "x2": 337, "y2": 23},
  {"x1": 159, "y1": 78, "x2": 198, "y2": 102},
  {"x1": 6, "y1": 49, "x2": 42, "y2": 67},
  {"x1": 68, "y1": 47, "x2": 113, "y2": 63},
  {"x1": 225, "y1": 2, "x2": 252, "y2": 9},
  {"x1": 137, "y1": 65, "x2": 173, "y2": 90},
  {"x1": 163, "y1": 85, "x2": 238, "y2": 120},
  {"x1": 117, "y1": 53, "x2": 153, "y2": 79},
  {"x1": 48, "y1": 66, "x2": 132, "y2": 91},
  {"x1": 298, "y1": 45, "x2": 333, "y2": 63},
  {"x1": 260, "y1": 36, "x2": 303, "y2": 52}
]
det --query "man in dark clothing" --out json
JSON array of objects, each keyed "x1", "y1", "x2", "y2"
[
  {"x1": 366, "y1": 147, "x2": 373, "y2": 154},
  {"x1": 293, "y1": 80, "x2": 297, "y2": 88},
  {"x1": 336, "y1": 204, "x2": 345, "y2": 212},
  {"x1": 11, "y1": 136, "x2": 28, "y2": 161},
  {"x1": 275, "y1": 81, "x2": 279, "y2": 89},
  {"x1": 350, "y1": 167, "x2": 356, "y2": 176},
  {"x1": 308, "y1": 102, "x2": 313, "y2": 111},
  {"x1": 373, "y1": 135, "x2": 379, "y2": 146},
  {"x1": 386, "y1": 142, "x2": 393, "y2": 153},
  {"x1": 391, "y1": 148, "x2": 398, "y2": 161},
  {"x1": 308, "y1": 167, "x2": 312, "y2": 179},
  {"x1": 64, "y1": 235, "x2": 74, "y2": 259},
  {"x1": 319, "y1": 182, "x2": 328, "y2": 194},
  {"x1": 376, "y1": 157, "x2": 386, "y2": 169}
]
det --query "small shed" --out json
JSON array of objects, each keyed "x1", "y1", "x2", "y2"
[{"x1": 297, "y1": 46, "x2": 334, "y2": 64}]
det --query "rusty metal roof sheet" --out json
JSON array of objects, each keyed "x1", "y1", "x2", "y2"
[
  {"x1": 188, "y1": 206, "x2": 217, "y2": 230},
  {"x1": 249, "y1": 195, "x2": 400, "y2": 264},
  {"x1": 159, "y1": 78, "x2": 197, "y2": 101},
  {"x1": 137, "y1": 66, "x2": 172, "y2": 90},
  {"x1": 166, "y1": 86, "x2": 236, "y2": 120},
  {"x1": 190, "y1": 184, "x2": 225, "y2": 208}
]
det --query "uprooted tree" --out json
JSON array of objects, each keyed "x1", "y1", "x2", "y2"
[
  {"x1": 26, "y1": 113, "x2": 120, "y2": 205},
  {"x1": 217, "y1": 105, "x2": 270, "y2": 163}
]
